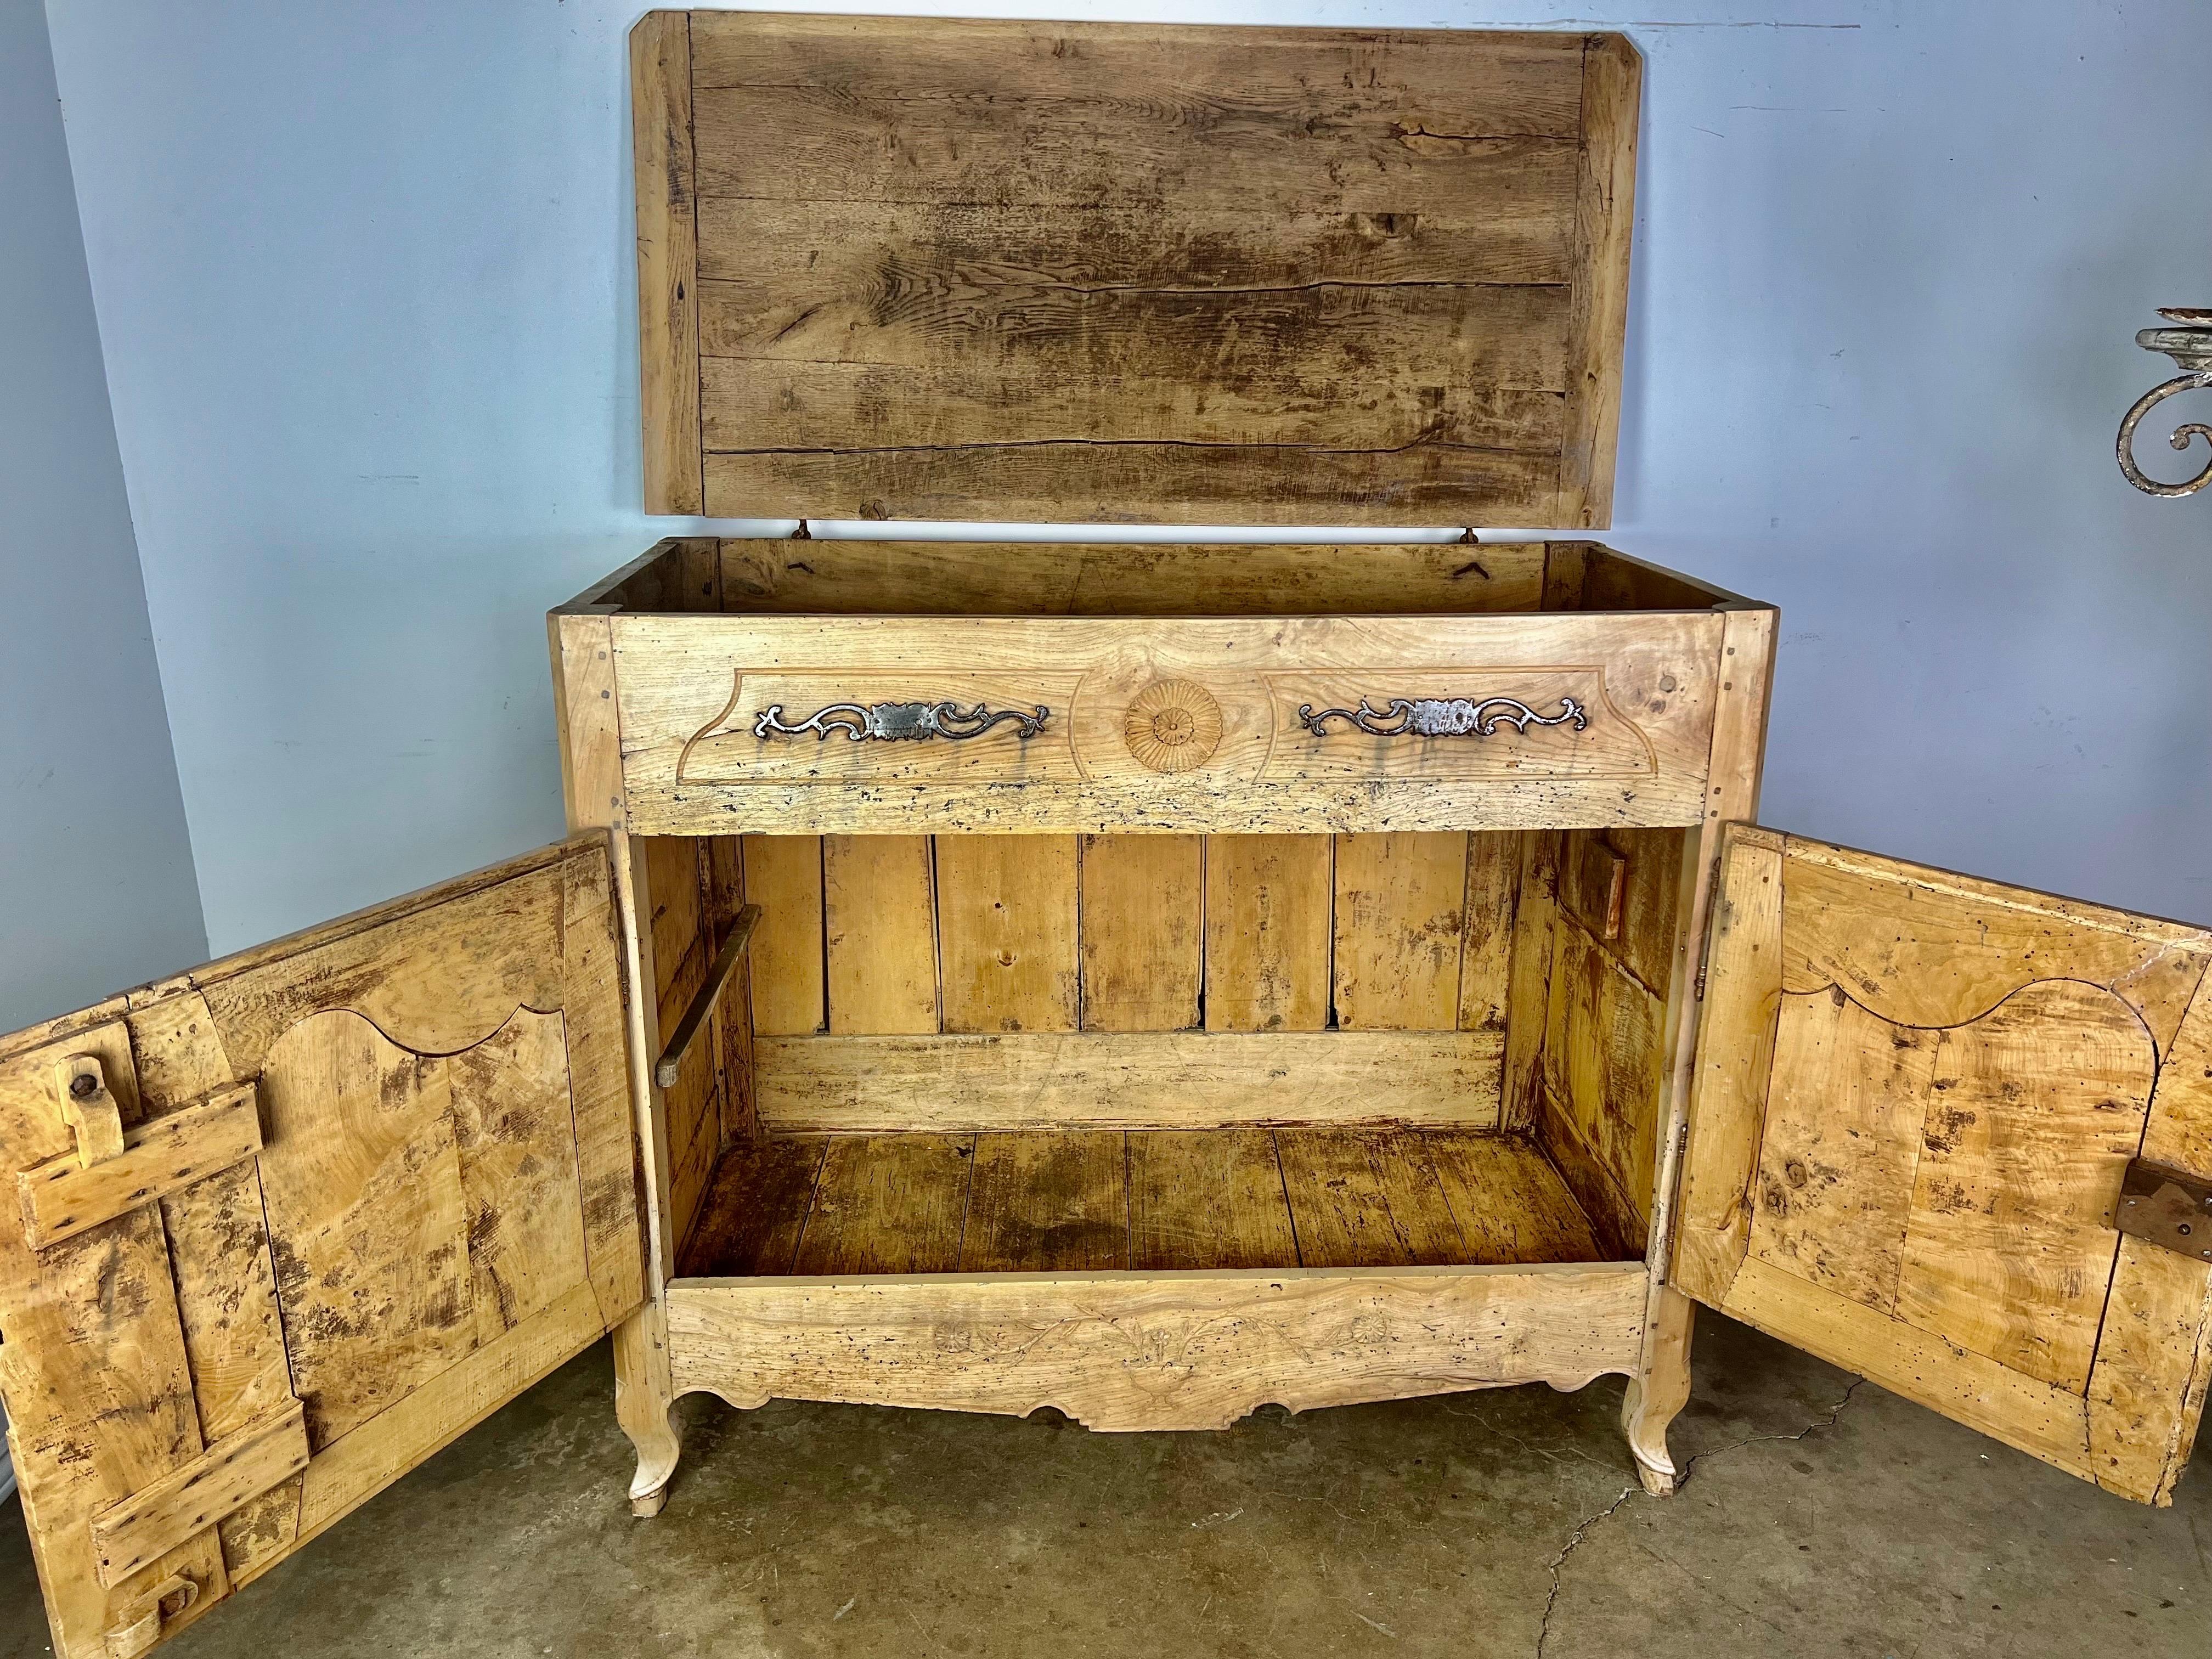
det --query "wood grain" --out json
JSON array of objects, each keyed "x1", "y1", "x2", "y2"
[
  {"x1": 0, "y1": 838, "x2": 650, "y2": 1655},
  {"x1": 608, "y1": 609, "x2": 1724, "y2": 836},
  {"x1": 1332, "y1": 832, "x2": 1468, "y2": 1031},
  {"x1": 962, "y1": 1132, "x2": 1128, "y2": 1272},
  {"x1": 632, "y1": 11, "x2": 701, "y2": 513},
  {"x1": 675, "y1": 1135, "x2": 826, "y2": 1278},
  {"x1": 1895, "y1": 981, "x2": 2154, "y2": 1391},
  {"x1": 2087, "y1": 969, "x2": 2212, "y2": 1502},
  {"x1": 1671, "y1": 825, "x2": 1785, "y2": 1307},
  {"x1": 1557, "y1": 35, "x2": 1639, "y2": 528},
  {"x1": 741, "y1": 836, "x2": 825, "y2": 1036},
  {"x1": 792, "y1": 1133, "x2": 973, "y2": 1274},
  {"x1": 679, "y1": 1125, "x2": 1602, "y2": 1280},
  {"x1": 1458, "y1": 830, "x2": 1522, "y2": 1036},
  {"x1": 667, "y1": 1263, "x2": 1649, "y2": 1430},
  {"x1": 646, "y1": 14, "x2": 1635, "y2": 524},
  {"x1": 1426, "y1": 1130, "x2": 1605, "y2": 1265},
  {"x1": 719, "y1": 540, "x2": 1548, "y2": 619},
  {"x1": 1077, "y1": 835, "x2": 1203, "y2": 1031},
  {"x1": 823, "y1": 835, "x2": 939, "y2": 1034},
  {"x1": 753, "y1": 1031, "x2": 1503, "y2": 1133},
  {"x1": 1205, "y1": 837, "x2": 1332, "y2": 1032},
  {"x1": 1128, "y1": 1130, "x2": 1300, "y2": 1271},
  {"x1": 1277, "y1": 1126, "x2": 1466, "y2": 1268},
  {"x1": 936, "y1": 837, "x2": 1080, "y2": 1033},
  {"x1": 1677, "y1": 827, "x2": 2212, "y2": 1505},
  {"x1": 1539, "y1": 919, "x2": 1667, "y2": 1252},
  {"x1": 90, "y1": 1404, "x2": 309, "y2": 1588},
  {"x1": 17, "y1": 1086, "x2": 259, "y2": 1250},
  {"x1": 1500, "y1": 830, "x2": 1561, "y2": 1133}
]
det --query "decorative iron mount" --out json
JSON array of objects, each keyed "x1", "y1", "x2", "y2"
[
  {"x1": 2118, "y1": 307, "x2": 2212, "y2": 497},
  {"x1": 754, "y1": 699, "x2": 1050, "y2": 743},
  {"x1": 1298, "y1": 695, "x2": 1588, "y2": 739}
]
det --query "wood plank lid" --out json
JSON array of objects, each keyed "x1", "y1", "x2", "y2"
[{"x1": 634, "y1": 12, "x2": 1639, "y2": 527}]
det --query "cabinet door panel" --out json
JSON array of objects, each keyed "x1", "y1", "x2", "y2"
[
  {"x1": 1674, "y1": 825, "x2": 2212, "y2": 1505},
  {"x1": 0, "y1": 837, "x2": 647, "y2": 1659}
]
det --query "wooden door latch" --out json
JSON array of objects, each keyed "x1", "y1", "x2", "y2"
[
  {"x1": 2114, "y1": 1159, "x2": 2212, "y2": 1262},
  {"x1": 23, "y1": 1056, "x2": 263, "y2": 1251},
  {"x1": 54, "y1": 1053, "x2": 126, "y2": 1166}
]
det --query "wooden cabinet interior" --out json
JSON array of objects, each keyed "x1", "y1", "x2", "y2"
[
  {"x1": 648, "y1": 821, "x2": 1684, "y2": 1276},
  {"x1": 552, "y1": 532, "x2": 1766, "y2": 1510}
]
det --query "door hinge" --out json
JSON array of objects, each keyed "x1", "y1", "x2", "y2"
[{"x1": 2114, "y1": 1159, "x2": 2212, "y2": 1262}]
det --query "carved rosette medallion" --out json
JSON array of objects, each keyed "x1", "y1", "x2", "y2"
[{"x1": 1122, "y1": 679, "x2": 1223, "y2": 773}]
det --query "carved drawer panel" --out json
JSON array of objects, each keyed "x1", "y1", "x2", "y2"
[{"x1": 607, "y1": 612, "x2": 1726, "y2": 835}]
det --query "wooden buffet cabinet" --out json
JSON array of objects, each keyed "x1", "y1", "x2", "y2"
[{"x1": 4, "y1": 15, "x2": 2211, "y2": 1658}]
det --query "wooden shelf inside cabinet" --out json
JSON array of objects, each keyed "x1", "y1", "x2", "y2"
[{"x1": 678, "y1": 1126, "x2": 1609, "y2": 1279}]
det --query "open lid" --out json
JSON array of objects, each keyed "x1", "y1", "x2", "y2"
[{"x1": 633, "y1": 12, "x2": 1639, "y2": 527}]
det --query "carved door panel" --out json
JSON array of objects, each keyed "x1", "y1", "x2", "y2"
[
  {"x1": 0, "y1": 837, "x2": 647, "y2": 1658},
  {"x1": 1674, "y1": 826, "x2": 2212, "y2": 1505}
]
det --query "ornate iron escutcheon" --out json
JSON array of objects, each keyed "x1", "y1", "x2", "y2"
[
  {"x1": 1297, "y1": 695, "x2": 1589, "y2": 740},
  {"x1": 753, "y1": 699, "x2": 1050, "y2": 743}
]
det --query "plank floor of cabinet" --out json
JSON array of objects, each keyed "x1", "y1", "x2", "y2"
[{"x1": 676, "y1": 1127, "x2": 1609, "y2": 1278}]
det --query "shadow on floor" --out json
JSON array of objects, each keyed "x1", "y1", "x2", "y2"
[{"x1": 4, "y1": 1314, "x2": 2205, "y2": 1658}]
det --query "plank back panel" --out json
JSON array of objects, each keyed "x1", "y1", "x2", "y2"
[
  {"x1": 730, "y1": 830, "x2": 1534, "y2": 1128},
  {"x1": 637, "y1": 14, "x2": 1639, "y2": 524}
]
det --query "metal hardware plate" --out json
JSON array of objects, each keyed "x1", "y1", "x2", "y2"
[
  {"x1": 754, "y1": 699, "x2": 1050, "y2": 743},
  {"x1": 1297, "y1": 695, "x2": 1587, "y2": 740},
  {"x1": 2113, "y1": 1158, "x2": 2212, "y2": 1262}
]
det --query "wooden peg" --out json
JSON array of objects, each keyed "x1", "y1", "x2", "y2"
[
  {"x1": 54, "y1": 1054, "x2": 126, "y2": 1167},
  {"x1": 103, "y1": 1573, "x2": 198, "y2": 1658}
]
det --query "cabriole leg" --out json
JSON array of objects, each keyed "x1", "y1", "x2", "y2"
[
  {"x1": 1621, "y1": 1284, "x2": 1695, "y2": 1496},
  {"x1": 613, "y1": 1302, "x2": 681, "y2": 1517}
]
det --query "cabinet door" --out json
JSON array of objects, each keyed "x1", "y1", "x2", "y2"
[
  {"x1": 0, "y1": 837, "x2": 647, "y2": 1658},
  {"x1": 1674, "y1": 825, "x2": 2212, "y2": 1505}
]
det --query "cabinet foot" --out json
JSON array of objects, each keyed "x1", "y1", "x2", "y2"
[
  {"x1": 1621, "y1": 1284, "x2": 1694, "y2": 1498},
  {"x1": 613, "y1": 1303, "x2": 681, "y2": 1519}
]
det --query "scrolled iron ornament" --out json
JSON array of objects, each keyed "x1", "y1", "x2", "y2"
[
  {"x1": 753, "y1": 699, "x2": 1049, "y2": 743},
  {"x1": 2118, "y1": 309, "x2": 2212, "y2": 498},
  {"x1": 1297, "y1": 695, "x2": 1588, "y2": 740}
]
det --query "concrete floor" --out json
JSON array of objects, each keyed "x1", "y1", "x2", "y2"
[{"x1": 5, "y1": 1314, "x2": 2207, "y2": 1658}]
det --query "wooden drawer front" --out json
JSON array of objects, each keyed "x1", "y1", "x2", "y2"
[{"x1": 612, "y1": 612, "x2": 1725, "y2": 833}]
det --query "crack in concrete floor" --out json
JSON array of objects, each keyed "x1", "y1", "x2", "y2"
[{"x1": 1533, "y1": 1379, "x2": 1868, "y2": 1658}]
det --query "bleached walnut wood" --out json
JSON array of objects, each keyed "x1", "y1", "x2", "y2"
[
  {"x1": 754, "y1": 1032, "x2": 1504, "y2": 1133},
  {"x1": 0, "y1": 839, "x2": 650, "y2": 1658},
  {"x1": 1077, "y1": 835, "x2": 1204, "y2": 1031},
  {"x1": 90, "y1": 1404, "x2": 309, "y2": 1588},
  {"x1": 647, "y1": 16, "x2": 1638, "y2": 524},
  {"x1": 666, "y1": 1263, "x2": 1649, "y2": 1429},
  {"x1": 741, "y1": 836, "x2": 826, "y2": 1036},
  {"x1": 1557, "y1": 35, "x2": 1639, "y2": 529},
  {"x1": 607, "y1": 609, "x2": 1724, "y2": 836},
  {"x1": 721, "y1": 541, "x2": 1551, "y2": 618},
  {"x1": 683, "y1": 1124, "x2": 1610, "y2": 1279},
  {"x1": 631, "y1": 12, "x2": 701, "y2": 514},
  {"x1": 823, "y1": 836, "x2": 940, "y2": 1035},
  {"x1": 1671, "y1": 828, "x2": 2212, "y2": 1505},
  {"x1": 18, "y1": 1085, "x2": 259, "y2": 1250},
  {"x1": 1629, "y1": 601, "x2": 1775, "y2": 1494}
]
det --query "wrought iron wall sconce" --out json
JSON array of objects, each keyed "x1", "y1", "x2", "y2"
[{"x1": 2118, "y1": 307, "x2": 2212, "y2": 497}]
